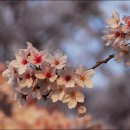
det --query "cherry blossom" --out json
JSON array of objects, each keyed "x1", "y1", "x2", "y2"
[
  {"x1": 51, "y1": 85, "x2": 65, "y2": 102},
  {"x1": 106, "y1": 11, "x2": 121, "y2": 29},
  {"x1": 75, "y1": 66, "x2": 94, "y2": 88},
  {"x1": 35, "y1": 64, "x2": 57, "y2": 82},
  {"x1": 2, "y1": 42, "x2": 94, "y2": 117},
  {"x1": 47, "y1": 49, "x2": 67, "y2": 69},
  {"x1": 57, "y1": 67, "x2": 75, "y2": 88},
  {"x1": 63, "y1": 91, "x2": 84, "y2": 109},
  {"x1": 29, "y1": 49, "x2": 48, "y2": 67},
  {"x1": 78, "y1": 106, "x2": 87, "y2": 117}
]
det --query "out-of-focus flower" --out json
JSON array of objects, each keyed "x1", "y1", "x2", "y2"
[
  {"x1": 57, "y1": 67, "x2": 75, "y2": 88},
  {"x1": 47, "y1": 49, "x2": 67, "y2": 69},
  {"x1": 75, "y1": 66, "x2": 94, "y2": 88},
  {"x1": 102, "y1": 28, "x2": 126, "y2": 46},
  {"x1": 2, "y1": 63, "x2": 17, "y2": 85},
  {"x1": 114, "y1": 45, "x2": 130, "y2": 66},
  {"x1": 78, "y1": 106, "x2": 87, "y2": 117},
  {"x1": 106, "y1": 11, "x2": 121, "y2": 28},
  {"x1": 63, "y1": 91, "x2": 84, "y2": 109}
]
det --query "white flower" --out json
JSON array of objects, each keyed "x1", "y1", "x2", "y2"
[
  {"x1": 75, "y1": 66, "x2": 94, "y2": 88},
  {"x1": 19, "y1": 70, "x2": 34, "y2": 88},
  {"x1": 107, "y1": 11, "x2": 121, "y2": 28},
  {"x1": 62, "y1": 91, "x2": 84, "y2": 109},
  {"x1": 57, "y1": 67, "x2": 75, "y2": 88},
  {"x1": 10, "y1": 49, "x2": 29, "y2": 75},
  {"x1": 29, "y1": 49, "x2": 48, "y2": 67},
  {"x1": 47, "y1": 49, "x2": 67, "y2": 69},
  {"x1": 35, "y1": 65, "x2": 57, "y2": 82},
  {"x1": 51, "y1": 85, "x2": 65, "y2": 102}
]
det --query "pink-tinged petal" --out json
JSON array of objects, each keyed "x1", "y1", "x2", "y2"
[
  {"x1": 2, "y1": 69, "x2": 10, "y2": 78},
  {"x1": 57, "y1": 77, "x2": 66, "y2": 85},
  {"x1": 62, "y1": 94, "x2": 71, "y2": 103},
  {"x1": 55, "y1": 64, "x2": 65, "y2": 69},
  {"x1": 76, "y1": 65, "x2": 84, "y2": 75},
  {"x1": 59, "y1": 91, "x2": 65, "y2": 101},
  {"x1": 19, "y1": 79, "x2": 26, "y2": 87},
  {"x1": 51, "y1": 91, "x2": 59, "y2": 102},
  {"x1": 35, "y1": 73, "x2": 46, "y2": 79},
  {"x1": 18, "y1": 66, "x2": 27, "y2": 75},
  {"x1": 60, "y1": 55, "x2": 67, "y2": 61},
  {"x1": 68, "y1": 98, "x2": 77, "y2": 109},
  {"x1": 49, "y1": 75, "x2": 57, "y2": 82},
  {"x1": 85, "y1": 79, "x2": 93, "y2": 88},
  {"x1": 15, "y1": 53, "x2": 23, "y2": 61},
  {"x1": 75, "y1": 92, "x2": 84, "y2": 103},
  {"x1": 10, "y1": 60, "x2": 21, "y2": 68},
  {"x1": 54, "y1": 49, "x2": 63, "y2": 58},
  {"x1": 76, "y1": 79, "x2": 84, "y2": 87},
  {"x1": 86, "y1": 69, "x2": 95, "y2": 79},
  {"x1": 26, "y1": 78, "x2": 33, "y2": 88},
  {"x1": 78, "y1": 106, "x2": 87, "y2": 116},
  {"x1": 65, "y1": 80, "x2": 75, "y2": 88}
]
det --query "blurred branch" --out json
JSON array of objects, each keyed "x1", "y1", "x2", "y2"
[
  {"x1": 90, "y1": 54, "x2": 114, "y2": 70},
  {"x1": 90, "y1": 43, "x2": 130, "y2": 70}
]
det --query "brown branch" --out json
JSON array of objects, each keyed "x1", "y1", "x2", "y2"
[
  {"x1": 90, "y1": 54, "x2": 114, "y2": 70},
  {"x1": 90, "y1": 43, "x2": 130, "y2": 70}
]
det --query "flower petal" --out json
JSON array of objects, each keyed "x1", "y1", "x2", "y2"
[{"x1": 75, "y1": 92, "x2": 84, "y2": 103}]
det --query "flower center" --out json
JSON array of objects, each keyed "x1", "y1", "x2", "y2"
[
  {"x1": 54, "y1": 60, "x2": 60, "y2": 65},
  {"x1": 45, "y1": 72, "x2": 52, "y2": 78},
  {"x1": 127, "y1": 21, "x2": 130, "y2": 26},
  {"x1": 80, "y1": 75, "x2": 85, "y2": 81},
  {"x1": 115, "y1": 31, "x2": 121, "y2": 37},
  {"x1": 65, "y1": 75, "x2": 71, "y2": 82},
  {"x1": 34, "y1": 55, "x2": 43, "y2": 64},
  {"x1": 22, "y1": 59, "x2": 28, "y2": 65},
  {"x1": 25, "y1": 73, "x2": 30, "y2": 79}
]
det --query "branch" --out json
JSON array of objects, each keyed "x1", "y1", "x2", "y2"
[{"x1": 90, "y1": 54, "x2": 114, "y2": 70}]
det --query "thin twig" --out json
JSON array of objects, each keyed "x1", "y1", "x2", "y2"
[{"x1": 90, "y1": 54, "x2": 114, "y2": 70}]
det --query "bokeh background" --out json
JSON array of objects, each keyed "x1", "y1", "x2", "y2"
[{"x1": 0, "y1": 1, "x2": 130, "y2": 129}]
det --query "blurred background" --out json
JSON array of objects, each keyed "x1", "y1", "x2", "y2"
[{"x1": 0, "y1": 1, "x2": 130, "y2": 129}]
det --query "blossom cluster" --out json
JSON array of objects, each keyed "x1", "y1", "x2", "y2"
[
  {"x1": 2, "y1": 42, "x2": 95, "y2": 116},
  {"x1": 102, "y1": 11, "x2": 130, "y2": 66}
]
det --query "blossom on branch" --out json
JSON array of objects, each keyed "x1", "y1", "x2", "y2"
[{"x1": 2, "y1": 42, "x2": 94, "y2": 117}]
